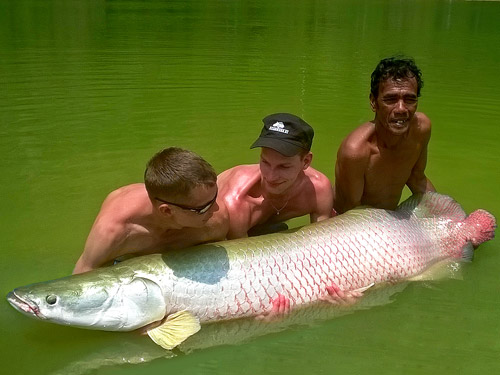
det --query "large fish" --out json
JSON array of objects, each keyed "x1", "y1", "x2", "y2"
[
  {"x1": 6, "y1": 193, "x2": 496, "y2": 350},
  {"x1": 52, "y1": 283, "x2": 409, "y2": 375}
]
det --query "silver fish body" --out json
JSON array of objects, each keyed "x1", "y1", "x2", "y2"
[{"x1": 6, "y1": 193, "x2": 496, "y2": 333}]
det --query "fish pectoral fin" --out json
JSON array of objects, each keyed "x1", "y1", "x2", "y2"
[{"x1": 147, "y1": 310, "x2": 201, "y2": 350}]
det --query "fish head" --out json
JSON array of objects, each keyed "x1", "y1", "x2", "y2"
[{"x1": 7, "y1": 269, "x2": 167, "y2": 331}]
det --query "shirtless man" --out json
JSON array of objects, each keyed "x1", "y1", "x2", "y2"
[
  {"x1": 73, "y1": 147, "x2": 227, "y2": 274},
  {"x1": 333, "y1": 56, "x2": 436, "y2": 214},
  {"x1": 217, "y1": 113, "x2": 333, "y2": 239}
]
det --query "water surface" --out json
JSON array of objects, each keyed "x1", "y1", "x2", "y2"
[{"x1": 1, "y1": 1, "x2": 499, "y2": 374}]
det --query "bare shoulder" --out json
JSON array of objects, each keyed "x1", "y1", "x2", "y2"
[
  {"x1": 218, "y1": 164, "x2": 260, "y2": 195},
  {"x1": 218, "y1": 164, "x2": 259, "y2": 182},
  {"x1": 304, "y1": 166, "x2": 331, "y2": 189},
  {"x1": 104, "y1": 183, "x2": 147, "y2": 201},
  {"x1": 105, "y1": 183, "x2": 146, "y2": 200},
  {"x1": 304, "y1": 166, "x2": 333, "y2": 209},
  {"x1": 416, "y1": 111, "x2": 431, "y2": 126},
  {"x1": 99, "y1": 183, "x2": 151, "y2": 223},
  {"x1": 414, "y1": 112, "x2": 432, "y2": 136},
  {"x1": 338, "y1": 122, "x2": 375, "y2": 161}
]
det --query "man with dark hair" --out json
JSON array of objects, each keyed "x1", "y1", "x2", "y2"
[
  {"x1": 370, "y1": 56, "x2": 424, "y2": 98},
  {"x1": 333, "y1": 56, "x2": 435, "y2": 214},
  {"x1": 218, "y1": 113, "x2": 333, "y2": 239},
  {"x1": 73, "y1": 147, "x2": 228, "y2": 274}
]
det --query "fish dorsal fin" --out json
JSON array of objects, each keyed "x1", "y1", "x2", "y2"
[
  {"x1": 397, "y1": 192, "x2": 467, "y2": 221},
  {"x1": 147, "y1": 310, "x2": 201, "y2": 350}
]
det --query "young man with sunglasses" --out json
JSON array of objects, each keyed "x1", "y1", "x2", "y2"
[{"x1": 73, "y1": 147, "x2": 227, "y2": 274}]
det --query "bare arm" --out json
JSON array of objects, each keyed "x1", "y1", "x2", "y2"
[
  {"x1": 406, "y1": 145, "x2": 435, "y2": 194},
  {"x1": 406, "y1": 116, "x2": 436, "y2": 194},
  {"x1": 310, "y1": 174, "x2": 334, "y2": 223},
  {"x1": 333, "y1": 141, "x2": 370, "y2": 214},
  {"x1": 73, "y1": 219, "x2": 126, "y2": 274},
  {"x1": 226, "y1": 212, "x2": 251, "y2": 240},
  {"x1": 217, "y1": 166, "x2": 255, "y2": 240},
  {"x1": 219, "y1": 190, "x2": 250, "y2": 240},
  {"x1": 223, "y1": 195, "x2": 251, "y2": 240}
]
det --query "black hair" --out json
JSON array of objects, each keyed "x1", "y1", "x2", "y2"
[{"x1": 370, "y1": 56, "x2": 423, "y2": 98}]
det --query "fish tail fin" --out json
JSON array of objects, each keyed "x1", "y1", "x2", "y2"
[
  {"x1": 398, "y1": 192, "x2": 466, "y2": 221},
  {"x1": 463, "y1": 209, "x2": 496, "y2": 248}
]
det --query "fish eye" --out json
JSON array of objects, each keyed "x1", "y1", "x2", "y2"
[{"x1": 46, "y1": 295, "x2": 58, "y2": 305}]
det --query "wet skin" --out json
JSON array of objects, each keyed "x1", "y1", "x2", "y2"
[
  {"x1": 370, "y1": 77, "x2": 419, "y2": 138},
  {"x1": 334, "y1": 76, "x2": 435, "y2": 214}
]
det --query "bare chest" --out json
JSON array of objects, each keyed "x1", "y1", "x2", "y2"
[
  {"x1": 251, "y1": 197, "x2": 312, "y2": 228},
  {"x1": 120, "y1": 224, "x2": 201, "y2": 257},
  {"x1": 363, "y1": 145, "x2": 421, "y2": 207}
]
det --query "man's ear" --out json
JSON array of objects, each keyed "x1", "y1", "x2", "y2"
[
  {"x1": 158, "y1": 203, "x2": 172, "y2": 216},
  {"x1": 302, "y1": 152, "x2": 312, "y2": 170},
  {"x1": 369, "y1": 93, "x2": 377, "y2": 112}
]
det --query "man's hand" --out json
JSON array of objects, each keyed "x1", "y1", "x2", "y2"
[
  {"x1": 256, "y1": 293, "x2": 290, "y2": 322},
  {"x1": 320, "y1": 283, "x2": 373, "y2": 306}
]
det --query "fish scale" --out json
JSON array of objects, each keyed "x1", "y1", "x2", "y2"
[
  {"x1": 206, "y1": 211, "x2": 428, "y2": 321},
  {"x1": 6, "y1": 193, "x2": 496, "y2": 338}
]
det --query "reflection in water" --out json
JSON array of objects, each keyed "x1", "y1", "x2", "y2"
[{"x1": 51, "y1": 283, "x2": 408, "y2": 375}]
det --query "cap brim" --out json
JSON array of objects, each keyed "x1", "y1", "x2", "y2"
[{"x1": 250, "y1": 137, "x2": 303, "y2": 157}]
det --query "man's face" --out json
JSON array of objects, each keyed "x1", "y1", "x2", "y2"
[
  {"x1": 370, "y1": 77, "x2": 419, "y2": 136},
  {"x1": 259, "y1": 147, "x2": 311, "y2": 195},
  {"x1": 163, "y1": 184, "x2": 218, "y2": 228}
]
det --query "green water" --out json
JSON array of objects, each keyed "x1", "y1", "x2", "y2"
[{"x1": 1, "y1": 0, "x2": 499, "y2": 374}]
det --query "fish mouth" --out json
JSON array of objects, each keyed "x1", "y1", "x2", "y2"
[{"x1": 6, "y1": 291, "x2": 45, "y2": 319}]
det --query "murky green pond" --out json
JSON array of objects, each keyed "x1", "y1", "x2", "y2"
[{"x1": 1, "y1": 0, "x2": 499, "y2": 374}]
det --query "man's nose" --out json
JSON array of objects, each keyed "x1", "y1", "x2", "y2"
[
  {"x1": 267, "y1": 168, "x2": 281, "y2": 181},
  {"x1": 394, "y1": 99, "x2": 408, "y2": 113}
]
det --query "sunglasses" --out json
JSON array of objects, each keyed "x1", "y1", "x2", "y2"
[{"x1": 155, "y1": 190, "x2": 218, "y2": 215}]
